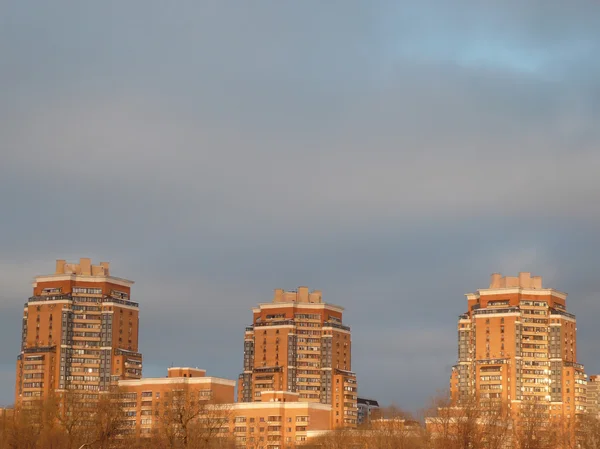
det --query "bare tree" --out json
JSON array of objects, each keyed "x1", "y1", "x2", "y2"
[
  {"x1": 512, "y1": 401, "x2": 553, "y2": 449},
  {"x1": 35, "y1": 395, "x2": 71, "y2": 449},
  {"x1": 578, "y1": 413, "x2": 600, "y2": 449},
  {"x1": 6, "y1": 400, "x2": 45, "y2": 449},
  {"x1": 425, "y1": 394, "x2": 512, "y2": 449},
  {"x1": 54, "y1": 391, "x2": 100, "y2": 449},
  {"x1": 547, "y1": 415, "x2": 577, "y2": 449},
  {"x1": 0, "y1": 410, "x2": 9, "y2": 449},
  {"x1": 362, "y1": 417, "x2": 426, "y2": 449},
  {"x1": 370, "y1": 404, "x2": 414, "y2": 422},
  {"x1": 300, "y1": 428, "x2": 359, "y2": 449},
  {"x1": 154, "y1": 386, "x2": 233, "y2": 449},
  {"x1": 63, "y1": 389, "x2": 128, "y2": 449}
]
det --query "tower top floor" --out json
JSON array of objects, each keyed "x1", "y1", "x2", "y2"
[
  {"x1": 252, "y1": 287, "x2": 344, "y2": 314},
  {"x1": 489, "y1": 272, "x2": 543, "y2": 289},
  {"x1": 33, "y1": 258, "x2": 134, "y2": 289},
  {"x1": 55, "y1": 258, "x2": 110, "y2": 276},
  {"x1": 465, "y1": 272, "x2": 567, "y2": 304},
  {"x1": 272, "y1": 286, "x2": 322, "y2": 304}
]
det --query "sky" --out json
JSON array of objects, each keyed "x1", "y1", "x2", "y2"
[{"x1": 1, "y1": 1, "x2": 599, "y2": 411}]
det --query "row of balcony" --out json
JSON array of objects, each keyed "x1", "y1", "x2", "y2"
[
  {"x1": 247, "y1": 320, "x2": 350, "y2": 332},
  {"x1": 28, "y1": 294, "x2": 139, "y2": 308}
]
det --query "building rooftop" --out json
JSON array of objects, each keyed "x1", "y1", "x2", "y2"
[
  {"x1": 118, "y1": 367, "x2": 235, "y2": 387},
  {"x1": 358, "y1": 398, "x2": 380, "y2": 407},
  {"x1": 167, "y1": 367, "x2": 206, "y2": 378},
  {"x1": 272, "y1": 286, "x2": 323, "y2": 304},
  {"x1": 55, "y1": 258, "x2": 111, "y2": 276},
  {"x1": 465, "y1": 272, "x2": 568, "y2": 300},
  {"x1": 489, "y1": 272, "x2": 542, "y2": 289},
  {"x1": 33, "y1": 258, "x2": 134, "y2": 286},
  {"x1": 253, "y1": 286, "x2": 345, "y2": 312}
]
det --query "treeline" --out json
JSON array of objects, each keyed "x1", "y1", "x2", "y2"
[
  {"x1": 0, "y1": 389, "x2": 235, "y2": 449},
  {"x1": 306, "y1": 398, "x2": 600, "y2": 449},
  {"x1": 2, "y1": 393, "x2": 600, "y2": 449}
]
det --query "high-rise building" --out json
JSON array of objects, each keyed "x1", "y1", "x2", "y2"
[
  {"x1": 451, "y1": 272, "x2": 587, "y2": 418},
  {"x1": 15, "y1": 258, "x2": 142, "y2": 406},
  {"x1": 238, "y1": 287, "x2": 358, "y2": 428},
  {"x1": 587, "y1": 375, "x2": 600, "y2": 417}
]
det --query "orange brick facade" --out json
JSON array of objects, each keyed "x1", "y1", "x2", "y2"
[
  {"x1": 15, "y1": 259, "x2": 142, "y2": 406},
  {"x1": 12, "y1": 265, "x2": 357, "y2": 446},
  {"x1": 230, "y1": 391, "x2": 332, "y2": 447},
  {"x1": 117, "y1": 369, "x2": 333, "y2": 447},
  {"x1": 238, "y1": 287, "x2": 357, "y2": 428},
  {"x1": 451, "y1": 273, "x2": 587, "y2": 419},
  {"x1": 117, "y1": 367, "x2": 236, "y2": 437}
]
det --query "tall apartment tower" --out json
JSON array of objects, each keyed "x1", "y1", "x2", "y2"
[
  {"x1": 451, "y1": 272, "x2": 587, "y2": 418},
  {"x1": 238, "y1": 287, "x2": 358, "y2": 428},
  {"x1": 15, "y1": 258, "x2": 142, "y2": 406}
]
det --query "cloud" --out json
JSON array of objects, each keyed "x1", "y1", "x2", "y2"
[
  {"x1": 0, "y1": 1, "x2": 599, "y2": 410},
  {"x1": 3, "y1": 62, "x2": 600, "y2": 235}
]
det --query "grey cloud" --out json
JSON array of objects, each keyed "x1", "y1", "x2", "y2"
[
  {"x1": 1, "y1": 1, "x2": 599, "y2": 410},
  {"x1": 3, "y1": 61, "x2": 600, "y2": 236}
]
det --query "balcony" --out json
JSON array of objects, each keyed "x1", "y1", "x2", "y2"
[
  {"x1": 22, "y1": 369, "x2": 45, "y2": 376},
  {"x1": 254, "y1": 366, "x2": 284, "y2": 373},
  {"x1": 323, "y1": 321, "x2": 351, "y2": 332},
  {"x1": 473, "y1": 307, "x2": 519, "y2": 316},
  {"x1": 24, "y1": 347, "x2": 55, "y2": 355},
  {"x1": 71, "y1": 359, "x2": 101, "y2": 366},
  {"x1": 564, "y1": 361, "x2": 585, "y2": 370},
  {"x1": 73, "y1": 317, "x2": 102, "y2": 323},
  {"x1": 29, "y1": 294, "x2": 72, "y2": 303},
  {"x1": 549, "y1": 309, "x2": 576, "y2": 320},
  {"x1": 115, "y1": 348, "x2": 142, "y2": 358},
  {"x1": 103, "y1": 296, "x2": 139, "y2": 308},
  {"x1": 254, "y1": 320, "x2": 295, "y2": 327},
  {"x1": 125, "y1": 359, "x2": 142, "y2": 368},
  {"x1": 72, "y1": 336, "x2": 101, "y2": 342}
]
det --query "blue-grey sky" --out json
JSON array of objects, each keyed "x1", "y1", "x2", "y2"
[{"x1": 1, "y1": 1, "x2": 599, "y2": 410}]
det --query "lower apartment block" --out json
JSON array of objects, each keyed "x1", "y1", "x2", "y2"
[
  {"x1": 117, "y1": 367, "x2": 334, "y2": 448},
  {"x1": 117, "y1": 367, "x2": 236, "y2": 437},
  {"x1": 229, "y1": 391, "x2": 332, "y2": 448}
]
